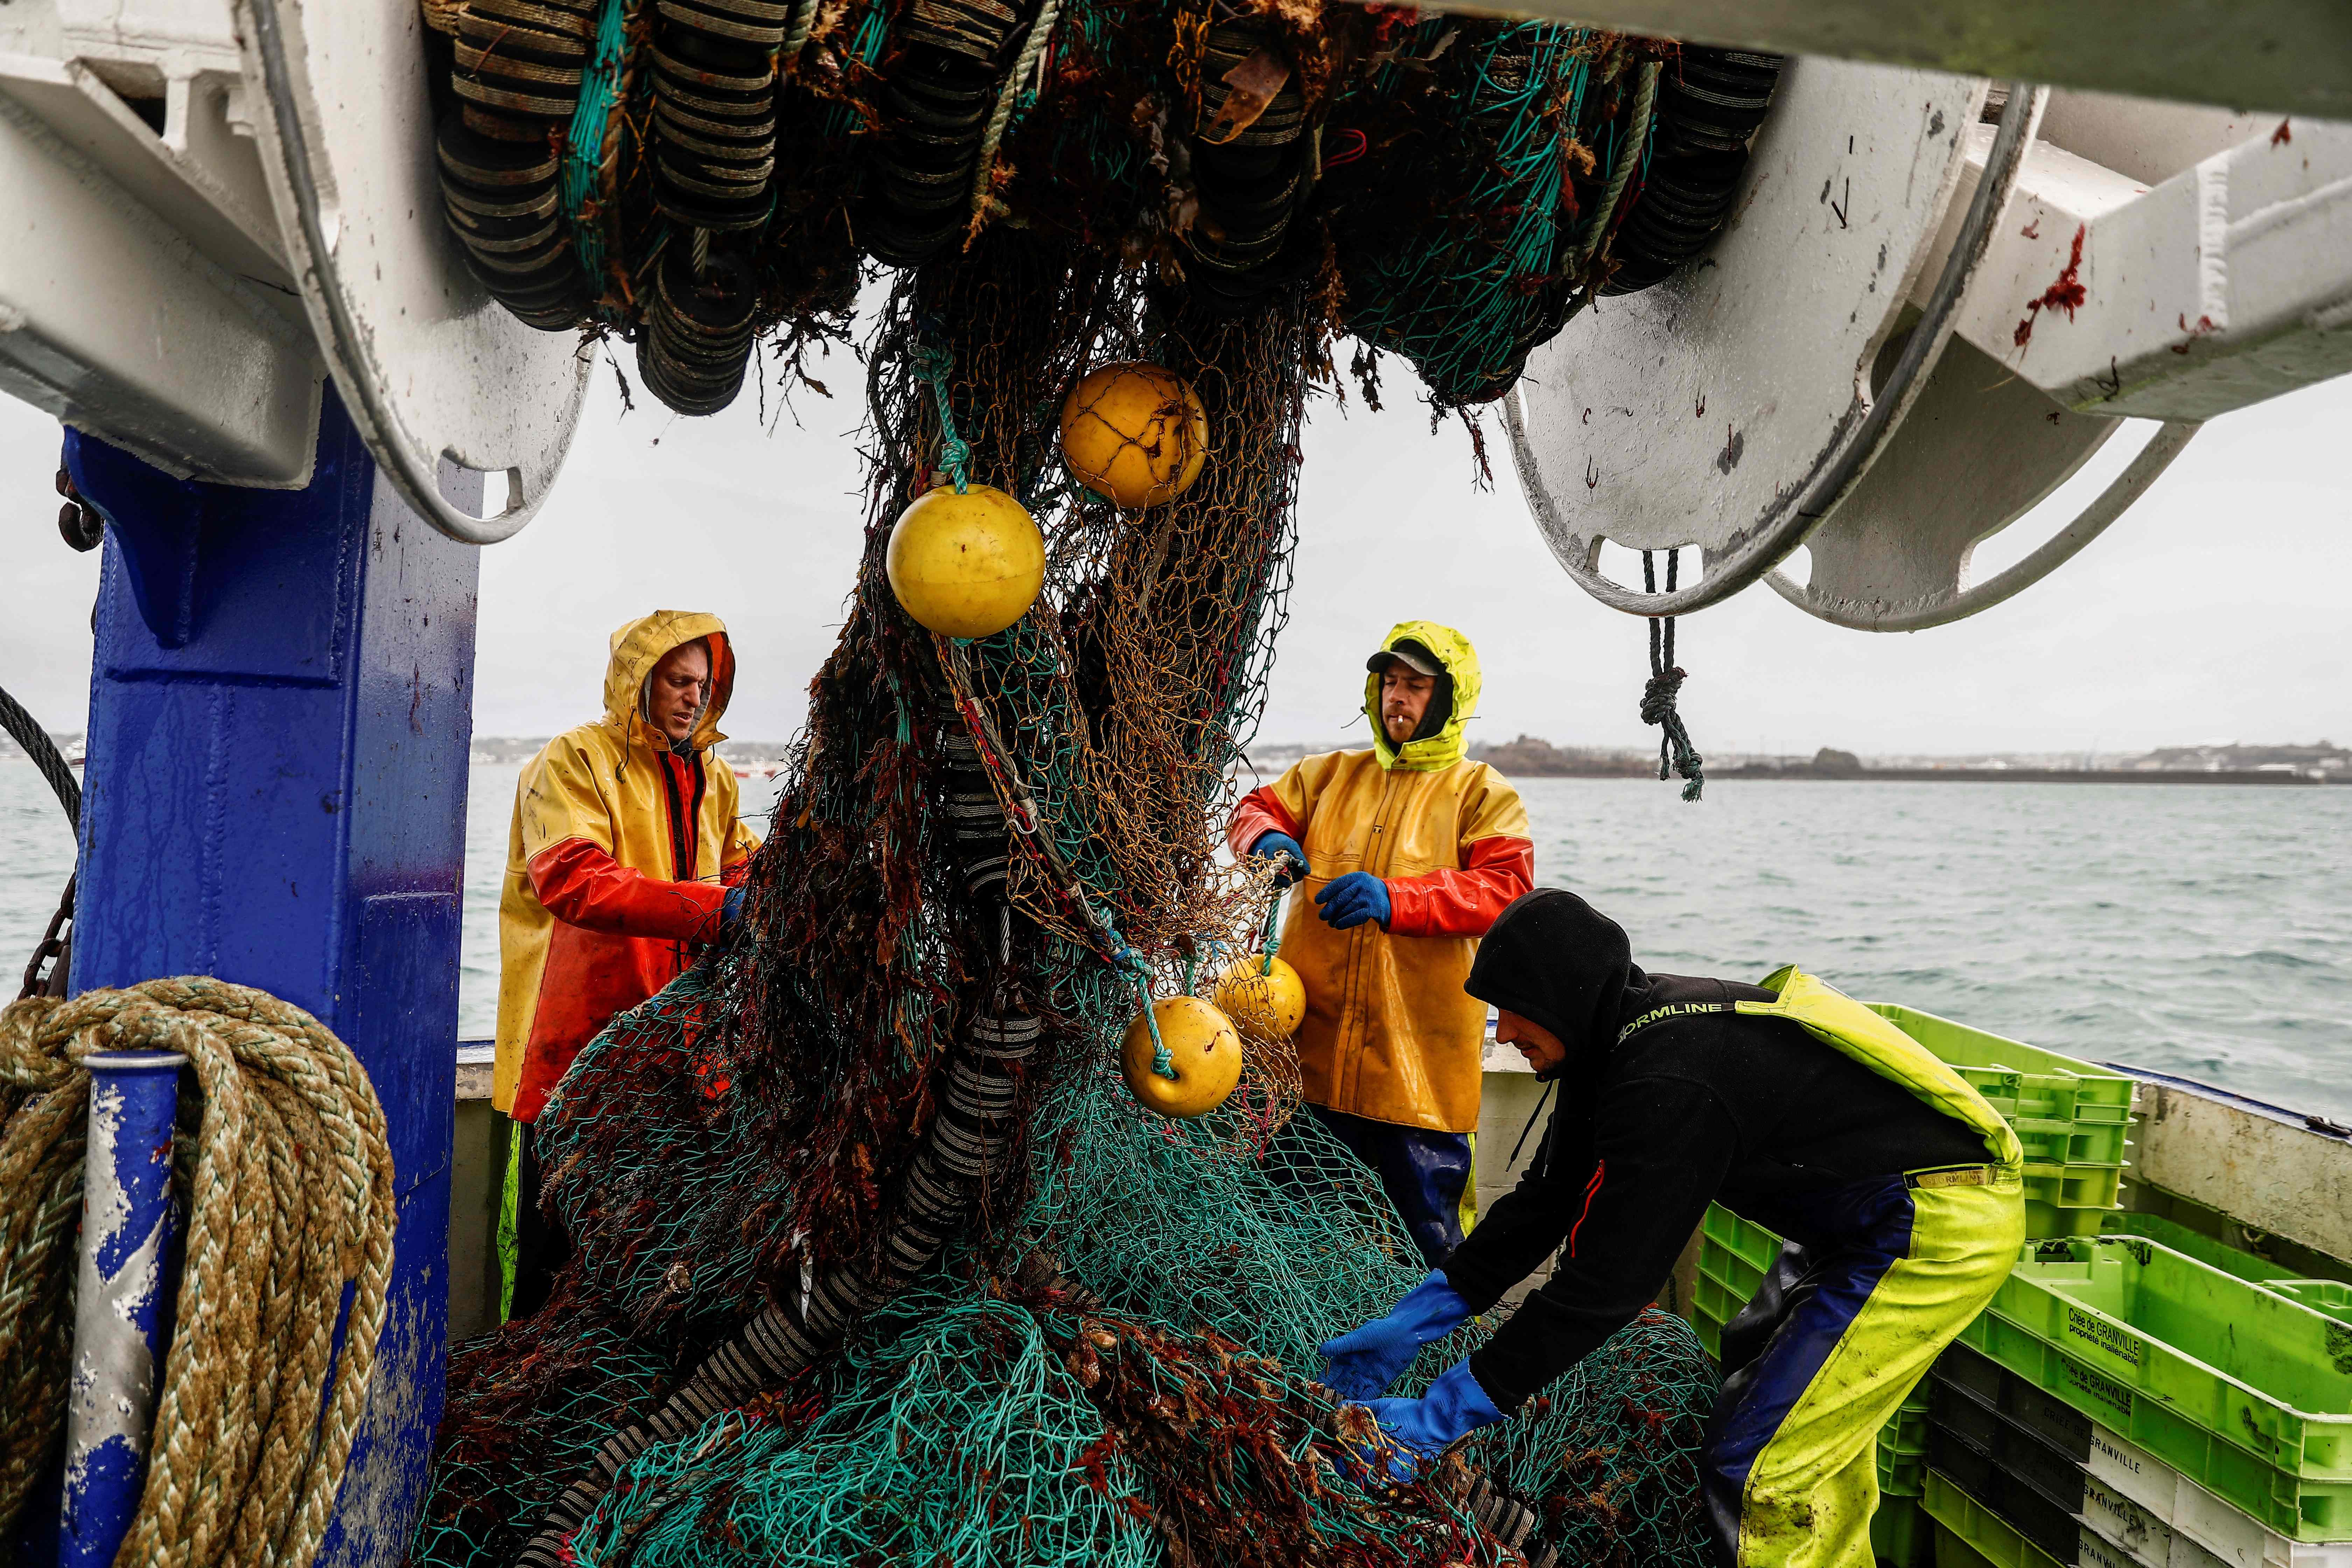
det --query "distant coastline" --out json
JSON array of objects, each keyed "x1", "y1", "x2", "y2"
[
  {"x1": 1232, "y1": 735, "x2": 2351, "y2": 786},
  {"x1": 1716, "y1": 764, "x2": 2326, "y2": 786}
]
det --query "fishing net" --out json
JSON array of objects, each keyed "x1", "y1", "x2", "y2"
[
  {"x1": 422, "y1": 0, "x2": 1778, "y2": 418},
  {"x1": 413, "y1": 222, "x2": 1721, "y2": 1568}
]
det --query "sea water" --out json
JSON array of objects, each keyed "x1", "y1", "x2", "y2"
[{"x1": 6, "y1": 761, "x2": 2348, "y2": 1122}]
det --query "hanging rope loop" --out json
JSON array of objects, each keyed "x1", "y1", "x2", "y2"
[{"x1": 1639, "y1": 550, "x2": 1706, "y2": 802}]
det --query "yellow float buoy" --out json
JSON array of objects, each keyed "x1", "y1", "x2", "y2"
[
  {"x1": 1059, "y1": 363, "x2": 1209, "y2": 510},
  {"x1": 1121, "y1": 995, "x2": 1243, "y2": 1119},
  {"x1": 1212, "y1": 957, "x2": 1305, "y2": 1043},
  {"x1": 885, "y1": 483, "x2": 1045, "y2": 639}
]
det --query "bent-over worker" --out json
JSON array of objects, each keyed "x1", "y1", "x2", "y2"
[
  {"x1": 1226, "y1": 621, "x2": 1533, "y2": 1264},
  {"x1": 493, "y1": 611, "x2": 761, "y2": 1320},
  {"x1": 1321, "y1": 890, "x2": 2025, "y2": 1568}
]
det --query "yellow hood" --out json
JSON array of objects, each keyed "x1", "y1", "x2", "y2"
[
  {"x1": 1364, "y1": 620, "x2": 1481, "y2": 771},
  {"x1": 601, "y1": 610, "x2": 734, "y2": 753}
]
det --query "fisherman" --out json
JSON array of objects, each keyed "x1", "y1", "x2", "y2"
[
  {"x1": 1228, "y1": 621, "x2": 1534, "y2": 1265},
  {"x1": 1319, "y1": 889, "x2": 2026, "y2": 1568},
  {"x1": 493, "y1": 611, "x2": 761, "y2": 1320}
]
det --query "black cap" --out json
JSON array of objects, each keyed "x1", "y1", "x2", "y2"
[{"x1": 1366, "y1": 639, "x2": 1443, "y2": 678}]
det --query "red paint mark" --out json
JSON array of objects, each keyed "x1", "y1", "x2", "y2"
[
  {"x1": 2014, "y1": 225, "x2": 2088, "y2": 350},
  {"x1": 1567, "y1": 1159, "x2": 1606, "y2": 1257},
  {"x1": 2170, "y1": 313, "x2": 2219, "y2": 354},
  {"x1": 2272, "y1": 119, "x2": 2294, "y2": 147},
  {"x1": 2020, "y1": 218, "x2": 2040, "y2": 239}
]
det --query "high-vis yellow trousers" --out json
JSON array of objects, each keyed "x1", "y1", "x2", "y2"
[{"x1": 1702, "y1": 1167, "x2": 2024, "y2": 1568}]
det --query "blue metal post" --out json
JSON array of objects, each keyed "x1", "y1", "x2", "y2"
[
  {"x1": 57, "y1": 1053, "x2": 187, "y2": 1568},
  {"x1": 62, "y1": 385, "x2": 478, "y2": 1568}
]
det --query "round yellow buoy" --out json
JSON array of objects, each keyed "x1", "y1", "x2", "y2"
[
  {"x1": 1059, "y1": 363, "x2": 1209, "y2": 510},
  {"x1": 1212, "y1": 957, "x2": 1305, "y2": 1043},
  {"x1": 1120, "y1": 995, "x2": 1243, "y2": 1119},
  {"x1": 885, "y1": 483, "x2": 1045, "y2": 639}
]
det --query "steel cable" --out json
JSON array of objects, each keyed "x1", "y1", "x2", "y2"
[{"x1": 0, "y1": 682, "x2": 78, "y2": 833}]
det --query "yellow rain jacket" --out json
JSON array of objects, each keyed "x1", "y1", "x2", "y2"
[
  {"x1": 1226, "y1": 622, "x2": 1533, "y2": 1133},
  {"x1": 495, "y1": 611, "x2": 761, "y2": 1121}
]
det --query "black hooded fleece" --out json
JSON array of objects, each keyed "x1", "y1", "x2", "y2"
[{"x1": 1444, "y1": 890, "x2": 1987, "y2": 1412}]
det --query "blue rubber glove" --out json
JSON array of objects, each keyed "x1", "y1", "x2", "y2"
[
  {"x1": 721, "y1": 884, "x2": 748, "y2": 929},
  {"x1": 1354, "y1": 1359, "x2": 1505, "y2": 1484},
  {"x1": 1249, "y1": 830, "x2": 1309, "y2": 887},
  {"x1": 1318, "y1": 1270, "x2": 1472, "y2": 1401},
  {"x1": 1315, "y1": 871, "x2": 1391, "y2": 931}
]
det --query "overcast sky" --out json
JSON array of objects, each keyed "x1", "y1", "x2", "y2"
[{"x1": 3, "y1": 338, "x2": 2346, "y2": 759}]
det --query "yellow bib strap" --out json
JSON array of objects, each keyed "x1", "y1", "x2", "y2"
[{"x1": 1734, "y1": 967, "x2": 2023, "y2": 1168}]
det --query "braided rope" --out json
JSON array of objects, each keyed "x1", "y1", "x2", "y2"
[
  {"x1": 1575, "y1": 58, "x2": 1659, "y2": 268},
  {"x1": 910, "y1": 339, "x2": 974, "y2": 492},
  {"x1": 779, "y1": 0, "x2": 818, "y2": 67},
  {"x1": 1256, "y1": 889, "x2": 1284, "y2": 974},
  {"x1": 0, "y1": 978, "x2": 396, "y2": 1566},
  {"x1": 1640, "y1": 549, "x2": 1705, "y2": 802},
  {"x1": 561, "y1": 0, "x2": 631, "y2": 316},
  {"x1": 964, "y1": 0, "x2": 1063, "y2": 246}
]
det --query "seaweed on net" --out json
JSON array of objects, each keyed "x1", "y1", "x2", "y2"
[{"x1": 415, "y1": 230, "x2": 1720, "y2": 1568}]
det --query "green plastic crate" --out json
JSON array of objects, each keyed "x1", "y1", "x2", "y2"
[
  {"x1": 2265, "y1": 1281, "x2": 2352, "y2": 1328},
  {"x1": 1704, "y1": 1203, "x2": 1788, "y2": 1278},
  {"x1": 2024, "y1": 1163, "x2": 2127, "y2": 1210},
  {"x1": 2099, "y1": 1212, "x2": 2298, "y2": 1287},
  {"x1": 1883, "y1": 1441, "x2": 1926, "y2": 1498},
  {"x1": 1959, "y1": 1237, "x2": 2352, "y2": 1539},
  {"x1": 1693, "y1": 1302, "x2": 1726, "y2": 1358},
  {"x1": 1867, "y1": 1003, "x2": 2135, "y2": 1126},
  {"x1": 1887, "y1": 1387, "x2": 1931, "y2": 1456},
  {"x1": 2010, "y1": 1114, "x2": 2132, "y2": 1168},
  {"x1": 2025, "y1": 1200, "x2": 2116, "y2": 1238},
  {"x1": 1876, "y1": 1495, "x2": 1932, "y2": 1567},
  {"x1": 1923, "y1": 1469, "x2": 2067, "y2": 1568},
  {"x1": 1931, "y1": 1523, "x2": 2008, "y2": 1568}
]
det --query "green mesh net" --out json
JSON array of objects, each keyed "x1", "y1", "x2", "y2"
[{"x1": 413, "y1": 232, "x2": 1720, "y2": 1568}]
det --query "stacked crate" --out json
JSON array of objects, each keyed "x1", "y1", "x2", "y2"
[
  {"x1": 1917, "y1": 1233, "x2": 2352, "y2": 1568},
  {"x1": 1687, "y1": 1005, "x2": 2139, "y2": 1565},
  {"x1": 1869, "y1": 1004, "x2": 2136, "y2": 1240}
]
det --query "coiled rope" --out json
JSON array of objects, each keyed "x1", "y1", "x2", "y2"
[{"x1": 0, "y1": 978, "x2": 395, "y2": 1567}]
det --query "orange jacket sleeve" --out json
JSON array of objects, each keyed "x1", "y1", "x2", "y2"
[
  {"x1": 1385, "y1": 762, "x2": 1534, "y2": 937},
  {"x1": 1226, "y1": 756, "x2": 1331, "y2": 858},
  {"x1": 528, "y1": 836, "x2": 728, "y2": 943},
  {"x1": 1384, "y1": 834, "x2": 1535, "y2": 937},
  {"x1": 1227, "y1": 784, "x2": 1304, "y2": 858}
]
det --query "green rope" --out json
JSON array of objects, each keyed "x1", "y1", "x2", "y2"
[
  {"x1": 562, "y1": 0, "x2": 629, "y2": 315},
  {"x1": 823, "y1": 0, "x2": 891, "y2": 138},
  {"x1": 1122, "y1": 953, "x2": 1174, "y2": 1079},
  {"x1": 1257, "y1": 891, "x2": 1283, "y2": 975},
  {"x1": 911, "y1": 340, "x2": 973, "y2": 493}
]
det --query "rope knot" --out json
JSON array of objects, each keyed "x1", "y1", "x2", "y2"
[
  {"x1": 1637, "y1": 665, "x2": 1685, "y2": 727},
  {"x1": 1639, "y1": 551, "x2": 1707, "y2": 803}
]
